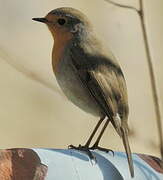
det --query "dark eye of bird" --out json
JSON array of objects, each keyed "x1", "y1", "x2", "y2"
[{"x1": 57, "y1": 18, "x2": 66, "y2": 25}]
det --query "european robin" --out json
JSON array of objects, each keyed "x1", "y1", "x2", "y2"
[{"x1": 33, "y1": 7, "x2": 134, "y2": 177}]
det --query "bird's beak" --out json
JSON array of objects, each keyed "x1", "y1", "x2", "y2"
[{"x1": 32, "y1": 17, "x2": 48, "y2": 23}]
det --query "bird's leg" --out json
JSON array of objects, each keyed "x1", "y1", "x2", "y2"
[
  {"x1": 90, "y1": 119, "x2": 114, "y2": 155},
  {"x1": 68, "y1": 116, "x2": 105, "y2": 159},
  {"x1": 84, "y1": 116, "x2": 105, "y2": 147}
]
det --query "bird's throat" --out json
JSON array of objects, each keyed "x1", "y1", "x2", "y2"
[{"x1": 52, "y1": 31, "x2": 73, "y2": 72}]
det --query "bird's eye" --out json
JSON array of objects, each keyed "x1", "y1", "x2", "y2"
[{"x1": 57, "y1": 18, "x2": 66, "y2": 25}]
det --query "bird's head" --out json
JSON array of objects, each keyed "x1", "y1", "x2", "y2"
[{"x1": 32, "y1": 7, "x2": 92, "y2": 41}]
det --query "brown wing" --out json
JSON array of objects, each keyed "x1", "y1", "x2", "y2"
[
  {"x1": 88, "y1": 64, "x2": 129, "y2": 129},
  {"x1": 69, "y1": 44, "x2": 129, "y2": 128}
]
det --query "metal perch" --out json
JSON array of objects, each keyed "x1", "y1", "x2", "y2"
[{"x1": 0, "y1": 148, "x2": 162, "y2": 179}]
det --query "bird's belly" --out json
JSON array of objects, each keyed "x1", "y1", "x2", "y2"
[{"x1": 54, "y1": 58, "x2": 102, "y2": 117}]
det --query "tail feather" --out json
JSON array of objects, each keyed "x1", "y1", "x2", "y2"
[{"x1": 121, "y1": 126, "x2": 134, "y2": 177}]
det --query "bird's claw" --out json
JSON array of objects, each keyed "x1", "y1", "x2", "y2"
[
  {"x1": 68, "y1": 144, "x2": 96, "y2": 160},
  {"x1": 90, "y1": 145, "x2": 114, "y2": 156}
]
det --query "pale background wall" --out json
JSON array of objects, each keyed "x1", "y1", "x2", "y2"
[{"x1": 0, "y1": 0, "x2": 162, "y2": 158}]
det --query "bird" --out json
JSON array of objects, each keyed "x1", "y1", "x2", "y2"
[{"x1": 32, "y1": 7, "x2": 134, "y2": 177}]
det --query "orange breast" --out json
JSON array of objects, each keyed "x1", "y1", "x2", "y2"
[{"x1": 52, "y1": 30, "x2": 73, "y2": 72}]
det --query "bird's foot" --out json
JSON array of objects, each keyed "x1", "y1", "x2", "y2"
[
  {"x1": 89, "y1": 144, "x2": 114, "y2": 156},
  {"x1": 68, "y1": 144, "x2": 95, "y2": 160}
]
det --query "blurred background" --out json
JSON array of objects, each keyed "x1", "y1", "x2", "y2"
[{"x1": 0, "y1": 0, "x2": 162, "y2": 158}]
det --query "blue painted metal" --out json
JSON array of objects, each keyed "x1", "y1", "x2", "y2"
[{"x1": 33, "y1": 149, "x2": 163, "y2": 180}]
